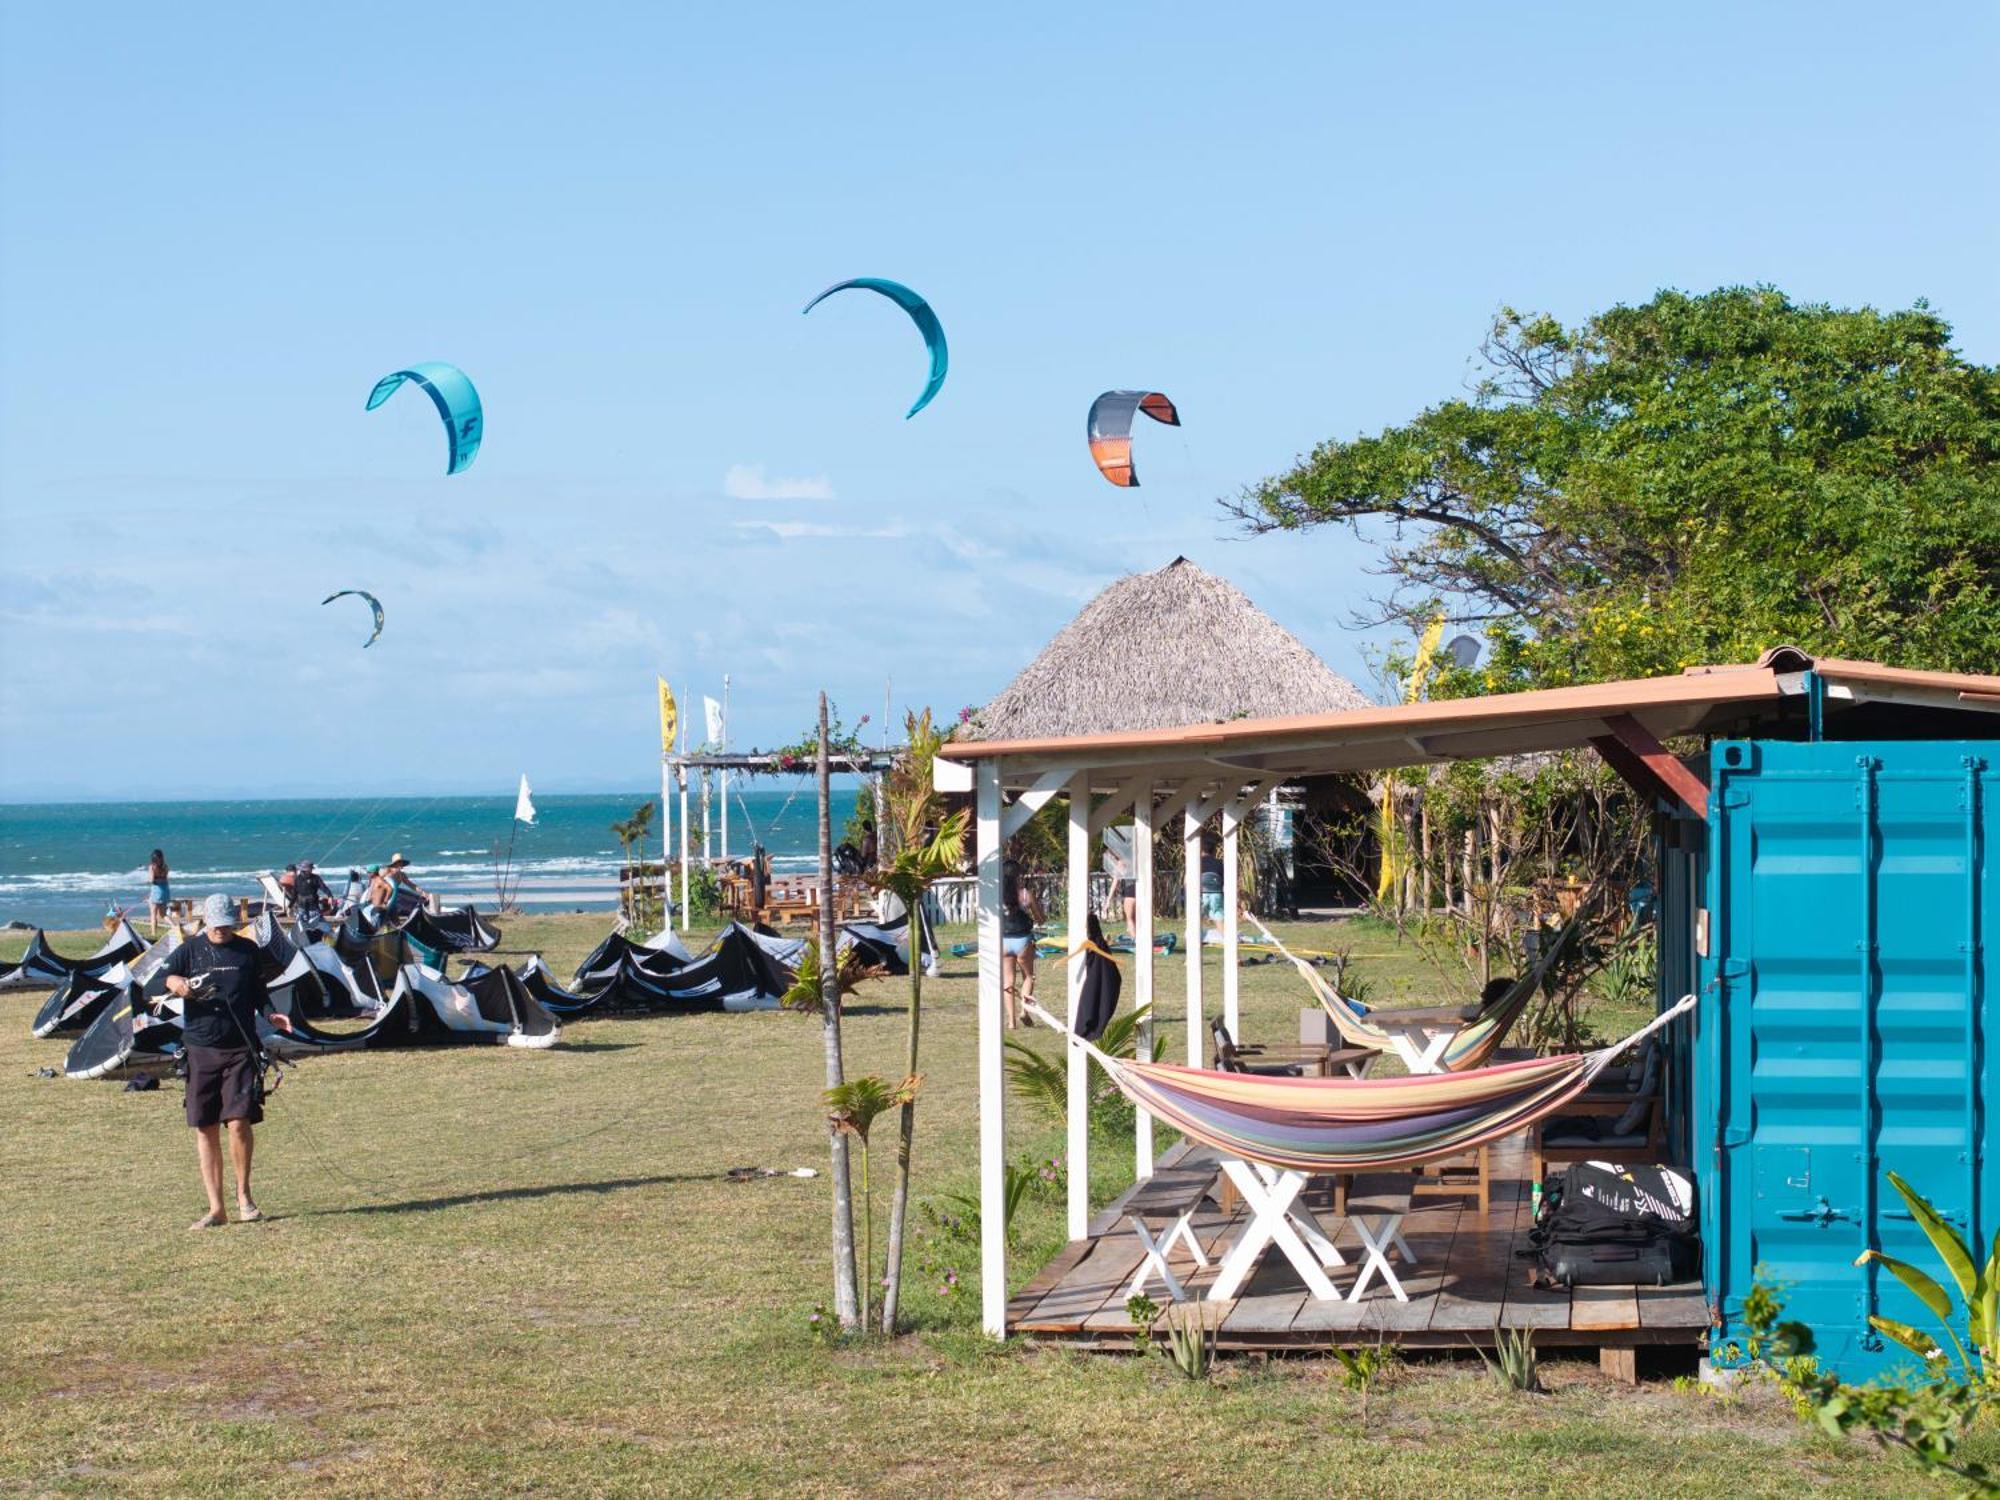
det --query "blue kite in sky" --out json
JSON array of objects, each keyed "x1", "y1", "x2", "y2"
[
  {"x1": 365, "y1": 361, "x2": 482, "y2": 474},
  {"x1": 802, "y1": 278, "x2": 947, "y2": 418},
  {"x1": 321, "y1": 589, "x2": 385, "y2": 648}
]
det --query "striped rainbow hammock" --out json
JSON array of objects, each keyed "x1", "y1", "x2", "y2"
[
  {"x1": 1026, "y1": 993, "x2": 1694, "y2": 1175},
  {"x1": 1248, "y1": 907, "x2": 1585, "y2": 1074}
]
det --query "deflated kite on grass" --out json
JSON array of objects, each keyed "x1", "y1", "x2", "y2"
[
  {"x1": 365, "y1": 361, "x2": 483, "y2": 475},
  {"x1": 802, "y1": 278, "x2": 948, "y2": 418}
]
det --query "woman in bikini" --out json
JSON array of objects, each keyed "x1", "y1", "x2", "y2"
[{"x1": 1000, "y1": 858, "x2": 1040, "y2": 1028}]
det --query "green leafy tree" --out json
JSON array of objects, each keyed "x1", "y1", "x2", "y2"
[
  {"x1": 870, "y1": 708, "x2": 969, "y2": 1333},
  {"x1": 1228, "y1": 287, "x2": 2000, "y2": 685}
]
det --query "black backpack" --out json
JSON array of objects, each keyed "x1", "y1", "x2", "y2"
[{"x1": 1527, "y1": 1161, "x2": 1698, "y2": 1287}]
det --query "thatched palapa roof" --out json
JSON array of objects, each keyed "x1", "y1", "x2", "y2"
[{"x1": 969, "y1": 557, "x2": 1372, "y2": 742}]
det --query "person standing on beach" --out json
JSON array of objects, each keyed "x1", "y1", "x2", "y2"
[
  {"x1": 385, "y1": 853, "x2": 430, "y2": 913},
  {"x1": 145, "y1": 848, "x2": 171, "y2": 935},
  {"x1": 362, "y1": 865, "x2": 393, "y2": 927},
  {"x1": 160, "y1": 894, "x2": 293, "y2": 1229}
]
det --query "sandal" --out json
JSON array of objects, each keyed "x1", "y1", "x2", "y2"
[
  {"x1": 237, "y1": 1206, "x2": 264, "y2": 1224},
  {"x1": 189, "y1": 1211, "x2": 226, "y2": 1231}
]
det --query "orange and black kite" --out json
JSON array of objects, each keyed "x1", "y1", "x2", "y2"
[{"x1": 1086, "y1": 390, "x2": 1180, "y2": 487}]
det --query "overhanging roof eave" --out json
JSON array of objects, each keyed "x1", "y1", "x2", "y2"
[{"x1": 945, "y1": 667, "x2": 1787, "y2": 782}]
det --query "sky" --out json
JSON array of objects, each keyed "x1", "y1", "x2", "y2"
[{"x1": 1, "y1": 3, "x2": 1994, "y2": 801}]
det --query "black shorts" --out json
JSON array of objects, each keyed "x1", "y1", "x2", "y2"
[
  {"x1": 184, "y1": 1046, "x2": 263, "y2": 1128},
  {"x1": 1116, "y1": 879, "x2": 1137, "y2": 899}
]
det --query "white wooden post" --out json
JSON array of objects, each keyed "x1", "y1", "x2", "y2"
[
  {"x1": 1065, "y1": 771, "x2": 1091, "y2": 1241},
  {"x1": 719, "y1": 674, "x2": 731, "y2": 865},
  {"x1": 976, "y1": 759, "x2": 1008, "y2": 1337},
  {"x1": 1132, "y1": 791, "x2": 1155, "y2": 1180},
  {"x1": 1221, "y1": 800, "x2": 1242, "y2": 1039},
  {"x1": 1184, "y1": 805, "x2": 1204, "y2": 1066},
  {"x1": 661, "y1": 756, "x2": 674, "y2": 934},
  {"x1": 677, "y1": 764, "x2": 690, "y2": 920}
]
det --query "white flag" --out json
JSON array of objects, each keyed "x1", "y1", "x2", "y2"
[
  {"x1": 514, "y1": 774, "x2": 537, "y2": 825},
  {"x1": 703, "y1": 695, "x2": 724, "y2": 747}
]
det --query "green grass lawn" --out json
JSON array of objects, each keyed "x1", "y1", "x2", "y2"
[{"x1": 0, "y1": 916, "x2": 1957, "y2": 1496}]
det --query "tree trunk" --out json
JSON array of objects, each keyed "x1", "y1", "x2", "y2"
[
  {"x1": 819, "y1": 693, "x2": 860, "y2": 1328},
  {"x1": 879, "y1": 928, "x2": 921, "y2": 1332},
  {"x1": 1419, "y1": 795, "x2": 1433, "y2": 913}
]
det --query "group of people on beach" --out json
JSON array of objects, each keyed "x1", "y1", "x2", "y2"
[{"x1": 140, "y1": 848, "x2": 431, "y2": 936}]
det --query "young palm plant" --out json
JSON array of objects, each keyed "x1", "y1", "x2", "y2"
[
  {"x1": 780, "y1": 939, "x2": 885, "y2": 1017},
  {"x1": 1006, "y1": 1006, "x2": 1150, "y2": 1125},
  {"x1": 824, "y1": 1073, "x2": 921, "y2": 1332},
  {"x1": 871, "y1": 708, "x2": 969, "y2": 1333}
]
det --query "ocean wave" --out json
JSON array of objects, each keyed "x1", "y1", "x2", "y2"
[{"x1": 0, "y1": 854, "x2": 632, "y2": 897}]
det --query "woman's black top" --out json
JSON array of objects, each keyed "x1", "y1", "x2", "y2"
[{"x1": 1001, "y1": 864, "x2": 1034, "y2": 938}]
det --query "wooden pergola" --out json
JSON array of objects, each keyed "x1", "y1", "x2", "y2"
[{"x1": 935, "y1": 649, "x2": 2000, "y2": 1336}]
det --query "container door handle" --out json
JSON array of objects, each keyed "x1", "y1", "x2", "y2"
[
  {"x1": 1883, "y1": 1207, "x2": 1968, "y2": 1227},
  {"x1": 1776, "y1": 1197, "x2": 1859, "y2": 1225}
]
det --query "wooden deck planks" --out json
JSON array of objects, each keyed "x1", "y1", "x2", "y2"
[
  {"x1": 1428, "y1": 1176, "x2": 1528, "y2": 1332},
  {"x1": 1218, "y1": 1248, "x2": 1309, "y2": 1336},
  {"x1": 1006, "y1": 1238, "x2": 1095, "y2": 1328},
  {"x1": 1019, "y1": 1235, "x2": 1150, "y2": 1330},
  {"x1": 1637, "y1": 1283, "x2": 1710, "y2": 1330},
  {"x1": 1497, "y1": 1186, "x2": 1572, "y2": 1330},
  {"x1": 1015, "y1": 1131, "x2": 1708, "y2": 1355},
  {"x1": 1082, "y1": 1212, "x2": 1234, "y2": 1333},
  {"x1": 1290, "y1": 1203, "x2": 1458, "y2": 1335},
  {"x1": 1570, "y1": 1284, "x2": 1642, "y2": 1333}
]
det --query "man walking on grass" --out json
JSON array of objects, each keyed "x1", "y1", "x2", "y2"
[{"x1": 160, "y1": 894, "x2": 293, "y2": 1229}]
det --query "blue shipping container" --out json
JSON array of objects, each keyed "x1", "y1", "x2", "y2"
[{"x1": 1698, "y1": 738, "x2": 1998, "y2": 1378}]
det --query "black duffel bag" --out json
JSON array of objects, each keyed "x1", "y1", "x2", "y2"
[{"x1": 1527, "y1": 1161, "x2": 1698, "y2": 1288}]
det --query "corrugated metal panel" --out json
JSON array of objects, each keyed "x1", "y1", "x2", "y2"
[{"x1": 1699, "y1": 739, "x2": 1995, "y2": 1377}]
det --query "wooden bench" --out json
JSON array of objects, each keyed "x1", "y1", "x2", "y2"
[
  {"x1": 1121, "y1": 1162, "x2": 1222, "y2": 1301},
  {"x1": 1340, "y1": 1172, "x2": 1417, "y2": 1302}
]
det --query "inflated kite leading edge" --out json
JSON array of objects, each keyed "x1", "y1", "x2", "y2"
[
  {"x1": 365, "y1": 361, "x2": 483, "y2": 474},
  {"x1": 1087, "y1": 390, "x2": 1180, "y2": 487},
  {"x1": 322, "y1": 589, "x2": 385, "y2": 648},
  {"x1": 802, "y1": 278, "x2": 948, "y2": 418}
]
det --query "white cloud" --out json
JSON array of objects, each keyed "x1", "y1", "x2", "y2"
[
  {"x1": 732, "y1": 520, "x2": 905, "y2": 541},
  {"x1": 723, "y1": 463, "x2": 835, "y2": 501}
]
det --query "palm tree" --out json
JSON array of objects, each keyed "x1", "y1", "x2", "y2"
[
  {"x1": 815, "y1": 694, "x2": 861, "y2": 1329},
  {"x1": 609, "y1": 801, "x2": 657, "y2": 922},
  {"x1": 872, "y1": 708, "x2": 969, "y2": 1332},
  {"x1": 824, "y1": 1073, "x2": 921, "y2": 1332}
]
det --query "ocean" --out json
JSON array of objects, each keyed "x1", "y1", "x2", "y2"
[{"x1": 0, "y1": 786, "x2": 861, "y2": 930}]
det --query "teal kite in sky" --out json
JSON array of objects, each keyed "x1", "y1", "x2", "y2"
[
  {"x1": 365, "y1": 362, "x2": 482, "y2": 474},
  {"x1": 322, "y1": 589, "x2": 385, "y2": 648},
  {"x1": 802, "y1": 278, "x2": 947, "y2": 418}
]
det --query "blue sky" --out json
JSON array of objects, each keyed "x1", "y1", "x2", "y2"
[{"x1": 2, "y1": 3, "x2": 1994, "y2": 800}]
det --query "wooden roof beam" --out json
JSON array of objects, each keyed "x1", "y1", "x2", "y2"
[{"x1": 1590, "y1": 713, "x2": 1710, "y2": 821}]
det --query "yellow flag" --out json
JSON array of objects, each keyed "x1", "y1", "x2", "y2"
[
  {"x1": 1378, "y1": 617, "x2": 1447, "y2": 900},
  {"x1": 657, "y1": 677, "x2": 678, "y2": 755}
]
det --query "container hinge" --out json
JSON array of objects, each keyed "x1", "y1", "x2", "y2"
[
  {"x1": 1776, "y1": 1197, "x2": 1859, "y2": 1225},
  {"x1": 1721, "y1": 789, "x2": 1751, "y2": 810},
  {"x1": 1721, "y1": 1126, "x2": 1751, "y2": 1148}
]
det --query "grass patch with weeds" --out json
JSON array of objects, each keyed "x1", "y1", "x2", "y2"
[{"x1": 0, "y1": 917, "x2": 1957, "y2": 1496}]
